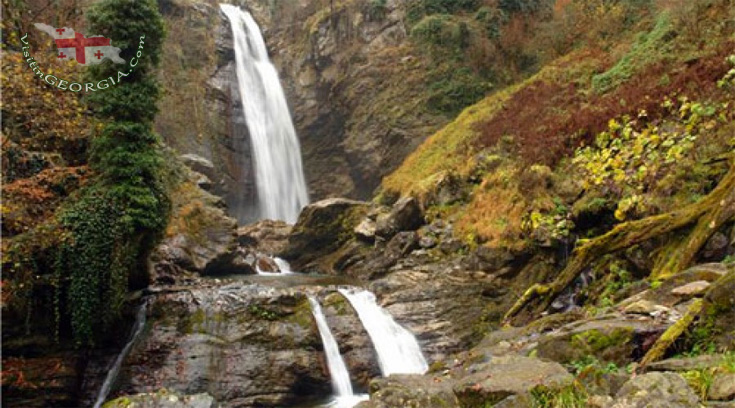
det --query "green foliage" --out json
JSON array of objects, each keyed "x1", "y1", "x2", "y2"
[
  {"x1": 411, "y1": 14, "x2": 469, "y2": 50},
  {"x1": 530, "y1": 382, "x2": 588, "y2": 408},
  {"x1": 55, "y1": 188, "x2": 135, "y2": 345},
  {"x1": 569, "y1": 355, "x2": 619, "y2": 376},
  {"x1": 499, "y1": 0, "x2": 548, "y2": 14},
  {"x1": 367, "y1": 0, "x2": 388, "y2": 21},
  {"x1": 592, "y1": 13, "x2": 674, "y2": 93},
  {"x1": 407, "y1": 0, "x2": 479, "y2": 24},
  {"x1": 717, "y1": 54, "x2": 735, "y2": 89},
  {"x1": 573, "y1": 96, "x2": 727, "y2": 222},
  {"x1": 248, "y1": 305, "x2": 282, "y2": 321},
  {"x1": 682, "y1": 368, "x2": 715, "y2": 400},
  {"x1": 50, "y1": 0, "x2": 168, "y2": 345},
  {"x1": 426, "y1": 67, "x2": 492, "y2": 115}
]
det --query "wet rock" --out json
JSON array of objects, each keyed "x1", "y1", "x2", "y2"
[
  {"x1": 360, "y1": 374, "x2": 459, "y2": 408},
  {"x1": 453, "y1": 354, "x2": 574, "y2": 406},
  {"x1": 369, "y1": 267, "x2": 495, "y2": 361},
  {"x1": 608, "y1": 372, "x2": 700, "y2": 407},
  {"x1": 237, "y1": 220, "x2": 292, "y2": 255},
  {"x1": 103, "y1": 389, "x2": 216, "y2": 408},
  {"x1": 375, "y1": 197, "x2": 423, "y2": 239},
  {"x1": 256, "y1": 256, "x2": 278, "y2": 272},
  {"x1": 282, "y1": 198, "x2": 369, "y2": 271},
  {"x1": 671, "y1": 281, "x2": 710, "y2": 297},
  {"x1": 321, "y1": 292, "x2": 380, "y2": 389},
  {"x1": 709, "y1": 372, "x2": 735, "y2": 401},
  {"x1": 535, "y1": 315, "x2": 668, "y2": 366},
  {"x1": 115, "y1": 283, "x2": 331, "y2": 407}
]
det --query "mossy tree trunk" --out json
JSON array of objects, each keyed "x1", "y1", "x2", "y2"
[{"x1": 505, "y1": 158, "x2": 735, "y2": 323}]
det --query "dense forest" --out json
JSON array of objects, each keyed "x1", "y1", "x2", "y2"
[{"x1": 2, "y1": 0, "x2": 734, "y2": 407}]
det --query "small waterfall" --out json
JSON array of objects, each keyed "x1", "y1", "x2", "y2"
[
  {"x1": 273, "y1": 257, "x2": 293, "y2": 273},
  {"x1": 93, "y1": 301, "x2": 148, "y2": 408},
  {"x1": 220, "y1": 4, "x2": 309, "y2": 224},
  {"x1": 307, "y1": 296, "x2": 368, "y2": 408},
  {"x1": 338, "y1": 289, "x2": 428, "y2": 376}
]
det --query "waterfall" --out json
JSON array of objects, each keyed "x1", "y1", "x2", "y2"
[
  {"x1": 338, "y1": 289, "x2": 428, "y2": 376},
  {"x1": 307, "y1": 296, "x2": 368, "y2": 408},
  {"x1": 93, "y1": 301, "x2": 148, "y2": 408},
  {"x1": 220, "y1": 4, "x2": 309, "y2": 224}
]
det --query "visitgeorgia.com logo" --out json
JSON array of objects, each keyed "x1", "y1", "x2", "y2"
[{"x1": 20, "y1": 23, "x2": 146, "y2": 92}]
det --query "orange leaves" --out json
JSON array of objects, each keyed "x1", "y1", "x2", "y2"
[
  {"x1": 2, "y1": 50, "x2": 92, "y2": 159},
  {"x1": 2, "y1": 166, "x2": 89, "y2": 236}
]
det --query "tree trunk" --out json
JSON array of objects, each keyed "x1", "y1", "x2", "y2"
[{"x1": 504, "y1": 159, "x2": 735, "y2": 324}]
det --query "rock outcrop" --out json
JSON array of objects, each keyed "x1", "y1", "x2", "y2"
[{"x1": 115, "y1": 283, "x2": 332, "y2": 407}]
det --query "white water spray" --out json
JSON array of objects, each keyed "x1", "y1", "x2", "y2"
[
  {"x1": 307, "y1": 296, "x2": 368, "y2": 408},
  {"x1": 220, "y1": 4, "x2": 309, "y2": 223},
  {"x1": 338, "y1": 289, "x2": 428, "y2": 376},
  {"x1": 93, "y1": 301, "x2": 148, "y2": 408}
]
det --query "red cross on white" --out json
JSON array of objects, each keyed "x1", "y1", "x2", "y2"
[{"x1": 33, "y1": 22, "x2": 126, "y2": 66}]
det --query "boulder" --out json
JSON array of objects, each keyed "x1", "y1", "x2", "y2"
[
  {"x1": 709, "y1": 372, "x2": 735, "y2": 401},
  {"x1": 281, "y1": 198, "x2": 369, "y2": 270},
  {"x1": 535, "y1": 315, "x2": 668, "y2": 366},
  {"x1": 237, "y1": 220, "x2": 292, "y2": 255},
  {"x1": 453, "y1": 354, "x2": 574, "y2": 406},
  {"x1": 375, "y1": 197, "x2": 424, "y2": 239},
  {"x1": 103, "y1": 389, "x2": 216, "y2": 408},
  {"x1": 359, "y1": 375, "x2": 459, "y2": 408},
  {"x1": 607, "y1": 372, "x2": 700, "y2": 407}
]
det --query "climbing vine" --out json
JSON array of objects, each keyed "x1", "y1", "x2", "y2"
[{"x1": 49, "y1": 0, "x2": 168, "y2": 345}]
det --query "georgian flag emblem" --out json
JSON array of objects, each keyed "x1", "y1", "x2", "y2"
[{"x1": 34, "y1": 23, "x2": 125, "y2": 66}]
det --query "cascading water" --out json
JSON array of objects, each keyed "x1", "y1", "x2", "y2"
[
  {"x1": 93, "y1": 301, "x2": 148, "y2": 408},
  {"x1": 220, "y1": 4, "x2": 309, "y2": 224},
  {"x1": 338, "y1": 289, "x2": 428, "y2": 376},
  {"x1": 307, "y1": 296, "x2": 368, "y2": 408}
]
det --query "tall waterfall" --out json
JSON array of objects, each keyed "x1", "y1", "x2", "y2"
[
  {"x1": 93, "y1": 301, "x2": 148, "y2": 408},
  {"x1": 307, "y1": 296, "x2": 368, "y2": 408},
  {"x1": 220, "y1": 4, "x2": 309, "y2": 224},
  {"x1": 338, "y1": 289, "x2": 428, "y2": 376}
]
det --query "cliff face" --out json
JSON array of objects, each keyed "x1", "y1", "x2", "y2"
[
  {"x1": 245, "y1": 0, "x2": 448, "y2": 200},
  {"x1": 155, "y1": 0, "x2": 257, "y2": 223},
  {"x1": 157, "y1": 0, "x2": 450, "y2": 213}
]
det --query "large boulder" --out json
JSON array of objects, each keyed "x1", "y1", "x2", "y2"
[
  {"x1": 358, "y1": 375, "x2": 459, "y2": 408},
  {"x1": 453, "y1": 354, "x2": 574, "y2": 406},
  {"x1": 607, "y1": 372, "x2": 700, "y2": 407},
  {"x1": 375, "y1": 197, "x2": 424, "y2": 239},
  {"x1": 237, "y1": 220, "x2": 292, "y2": 255},
  {"x1": 114, "y1": 283, "x2": 332, "y2": 407},
  {"x1": 281, "y1": 198, "x2": 369, "y2": 271},
  {"x1": 535, "y1": 315, "x2": 668, "y2": 366}
]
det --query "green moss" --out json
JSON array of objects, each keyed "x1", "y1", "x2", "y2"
[
  {"x1": 285, "y1": 298, "x2": 315, "y2": 330},
  {"x1": 592, "y1": 13, "x2": 674, "y2": 93},
  {"x1": 571, "y1": 327, "x2": 634, "y2": 354}
]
